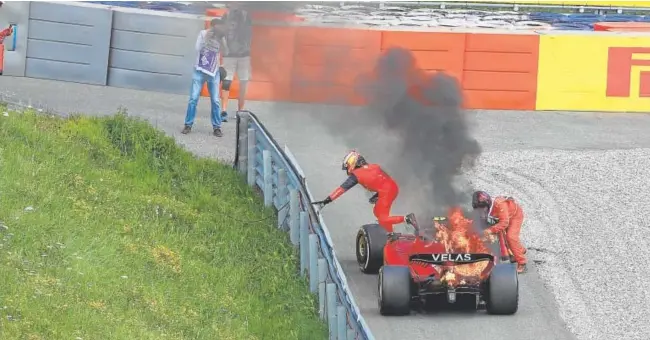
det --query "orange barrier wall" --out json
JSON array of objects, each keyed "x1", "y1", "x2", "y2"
[
  {"x1": 200, "y1": 10, "x2": 541, "y2": 111},
  {"x1": 202, "y1": 28, "x2": 539, "y2": 110},
  {"x1": 463, "y1": 33, "x2": 539, "y2": 110},
  {"x1": 246, "y1": 25, "x2": 296, "y2": 101},
  {"x1": 291, "y1": 27, "x2": 381, "y2": 105}
]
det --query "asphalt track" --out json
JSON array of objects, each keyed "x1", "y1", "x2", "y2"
[{"x1": 3, "y1": 76, "x2": 650, "y2": 340}]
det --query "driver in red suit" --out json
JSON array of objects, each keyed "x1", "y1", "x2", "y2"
[{"x1": 313, "y1": 150, "x2": 414, "y2": 233}]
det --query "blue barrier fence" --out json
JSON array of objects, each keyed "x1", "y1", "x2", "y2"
[{"x1": 233, "y1": 110, "x2": 375, "y2": 340}]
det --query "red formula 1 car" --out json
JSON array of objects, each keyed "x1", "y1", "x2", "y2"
[{"x1": 355, "y1": 212, "x2": 519, "y2": 316}]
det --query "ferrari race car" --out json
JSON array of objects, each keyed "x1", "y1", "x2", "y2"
[{"x1": 355, "y1": 212, "x2": 519, "y2": 316}]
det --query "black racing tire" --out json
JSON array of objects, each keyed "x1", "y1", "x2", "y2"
[
  {"x1": 378, "y1": 265, "x2": 412, "y2": 316},
  {"x1": 356, "y1": 224, "x2": 387, "y2": 274},
  {"x1": 486, "y1": 263, "x2": 519, "y2": 315}
]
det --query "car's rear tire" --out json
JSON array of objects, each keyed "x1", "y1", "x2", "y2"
[
  {"x1": 378, "y1": 265, "x2": 412, "y2": 316},
  {"x1": 356, "y1": 224, "x2": 387, "y2": 274},
  {"x1": 485, "y1": 263, "x2": 519, "y2": 315}
]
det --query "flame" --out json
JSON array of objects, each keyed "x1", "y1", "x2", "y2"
[{"x1": 434, "y1": 207, "x2": 496, "y2": 284}]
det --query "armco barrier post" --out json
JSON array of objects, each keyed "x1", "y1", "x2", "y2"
[
  {"x1": 237, "y1": 112, "x2": 250, "y2": 173},
  {"x1": 262, "y1": 150, "x2": 272, "y2": 206},
  {"x1": 299, "y1": 211, "x2": 308, "y2": 275},
  {"x1": 337, "y1": 306, "x2": 347, "y2": 340},
  {"x1": 246, "y1": 128, "x2": 256, "y2": 186},
  {"x1": 293, "y1": 205, "x2": 303, "y2": 247},
  {"x1": 318, "y1": 258, "x2": 327, "y2": 320},
  {"x1": 326, "y1": 283, "x2": 337, "y2": 340},
  {"x1": 277, "y1": 168, "x2": 288, "y2": 229},
  {"x1": 289, "y1": 189, "x2": 299, "y2": 246},
  {"x1": 309, "y1": 234, "x2": 318, "y2": 293}
]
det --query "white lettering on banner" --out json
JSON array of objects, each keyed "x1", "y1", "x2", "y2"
[
  {"x1": 197, "y1": 46, "x2": 219, "y2": 77},
  {"x1": 431, "y1": 253, "x2": 473, "y2": 262}
]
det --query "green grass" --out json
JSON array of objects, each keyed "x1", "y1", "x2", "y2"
[{"x1": 0, "y1": 107, "x2": 328, "y2": 340}]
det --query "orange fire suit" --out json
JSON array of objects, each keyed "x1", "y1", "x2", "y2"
[
  {"x1": 0, "y1": 26, "x2": 13, "y2": 44},
  {"x1": 327, "y1": 164, "x2": 404, "y2": 232},
  {"x1": 486, "y1": 196, "x2": 526, "y2": 265}
]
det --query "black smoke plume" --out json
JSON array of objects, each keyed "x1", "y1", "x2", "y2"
[
  {"x1": 223, "y1": 2, "x2": 483, "y2": 231},
  {"x1": 319, "y1": 47, "x2": 483, "y2": 233}
]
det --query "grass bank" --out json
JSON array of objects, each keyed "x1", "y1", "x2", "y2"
[{"x1": 0, "y1": 108, "x2": 327, "y2": 340}]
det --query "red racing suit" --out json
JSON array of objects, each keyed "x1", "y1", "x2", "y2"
[
  {"x1": 327, "y1": 164, "x2": 404, "y2": 232},
  {"x1": 486, "y1": 196, "x2": 526, "y2": 265},
  {"x1": 0, "y1": 26, "x2": 13, "y2": 44}
]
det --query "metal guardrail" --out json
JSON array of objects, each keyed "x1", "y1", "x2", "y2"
[{"x1": 233, "y1": 110, "x2": 375, "y2": 340}]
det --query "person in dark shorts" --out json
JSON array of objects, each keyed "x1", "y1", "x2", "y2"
[{"x1": 219, "y1": 2, "x2": 253, "y2": 122}]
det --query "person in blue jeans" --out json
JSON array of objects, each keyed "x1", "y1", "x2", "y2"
[{"x1": 182, "y1": 18, "x2": 228, "y2": 137}]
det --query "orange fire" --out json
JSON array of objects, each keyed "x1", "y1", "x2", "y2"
[{"x1": 433, "y1": 207, "x2": 496, "y2": 285}]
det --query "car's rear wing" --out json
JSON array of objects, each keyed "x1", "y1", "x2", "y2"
[{"x1": 409, "y1": 253, "x2": 494, "y2": 265}]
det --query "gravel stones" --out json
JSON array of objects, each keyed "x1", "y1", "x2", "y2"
[{"x1": 473, "y1": 148, "x2": 650, "y2": 340}]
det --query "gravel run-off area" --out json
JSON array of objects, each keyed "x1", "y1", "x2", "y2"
[{"x1": 473, "y1": 148, "x2": 650, "y2": 340}]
